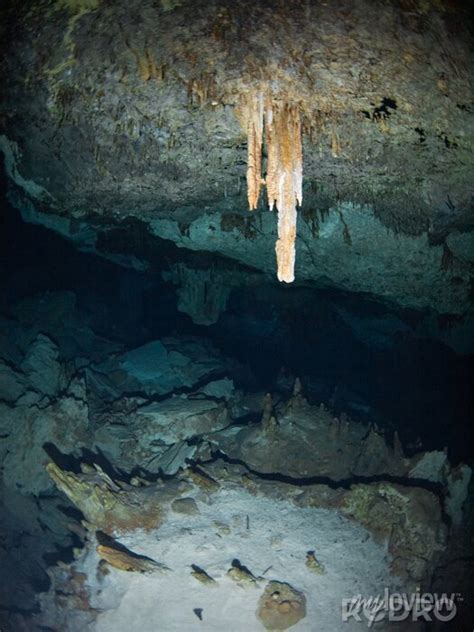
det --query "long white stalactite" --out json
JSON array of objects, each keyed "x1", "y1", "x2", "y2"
[{"x1": 246, "y1": 93, "x2": 302, "y2": 283}]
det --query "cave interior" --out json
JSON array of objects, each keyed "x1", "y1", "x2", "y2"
[{"x1": 0, "y1": 1, "x2": 473, "y2": 631}]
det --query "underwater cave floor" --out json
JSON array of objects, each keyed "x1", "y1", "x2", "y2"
[{"x1": 39, "y1": 477, "x2": 407, "y2": 632}]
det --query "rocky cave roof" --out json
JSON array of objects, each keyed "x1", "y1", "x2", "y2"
[{"x1": 0, "y1": 0, "x2": 473, "y2": 312}]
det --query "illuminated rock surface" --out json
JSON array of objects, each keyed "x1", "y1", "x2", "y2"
[
  {"x1": 0, "y1": 0, "x2": 472, "y2": 311},
  {"x1": 0, "y1": 2, "x2": 472, "y2": 630}
]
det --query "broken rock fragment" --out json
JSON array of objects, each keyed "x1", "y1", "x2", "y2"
[
  {"x1": 46, "y1": 462, "x2": 165, "y2": 535},
  {"x1": 227, "y1": 559, "x2": 259, "y2": 587},
  {"x1": 171, "y1": 497, "x2": 200, "y2": 515},
  {"x1": 190, "y1": 564, "x2": 217, "y2": 586},
  {"x1": 257, "y1": 581, "x2": 306, "y2": 630},
  {"x1": 96, "y1": 544, "x2": 169, "y2": 574},
  {"x1": 305, "y1": 550, "x2": 325, "y2": 575},
  {"x1": 94, "y1": 336, "x2": 233, "y2": 398},
  {"x1": 136, "y1": 396, "x2": 229, "y2": 443}
]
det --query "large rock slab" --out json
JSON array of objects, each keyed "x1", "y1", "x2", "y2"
[
  {"x1": 2, "y1": 386, "x2": 90, "y2": 495},
  {"x1": 209, "y1": 395, "x2": 409, "y2": 481},
  {"x1": 136, "y1": 397, "x2": 229, "y2": 444},
  {"x1": 20, "y1": 333, "x2": 63, "y2": 397},
  {"x1": 91, "y1": 336, "x2": 233, "y2": 398}
]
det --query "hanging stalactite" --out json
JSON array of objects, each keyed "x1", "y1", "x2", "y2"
[
  {"x1": 265, "y1": 98, "x2": 302, "y2": 283},
  {"x1": 244, "y1": 92, "x2": 302, "y2": 283},
  {"x1": 246, "y1": 92, "x2": 264, "y2": 211}
]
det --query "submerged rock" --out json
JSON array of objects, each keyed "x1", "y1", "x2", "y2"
[
  {"x1": 209, "y1": 394, "x2": 409, "y2": 481},
  {"x1": 163, "y1": 264, "x2": 233, "y2": 325},
  {"x1": 91, "y1": 336, "x2": 234, "y2": 398},
  {"x1": 191, "y1": 564, "x2": 217, "y2": 586},
  {"x1": 3, "y1": 0, "x2": 473, "y2": 312},
  {"x1": 194, "y1": 377, "x2": 235, "y2": 401},
  {"x1": 0, "y1": 289, "x2": 469, "y2": 630},
  {"x1": 143, "y1": 441, "x2": 198, "y2": 476},
  {"x1": 96, "y1": 544, "x2": 169, "y2": 574},
  {"x1": 171, "y1": 497, "x2": 199, "y2": 515},
  {"x1": 2, "y1": 390, "x2": 90, "y2": 495},
  {"x1": 257, "y1": 581, "x2": 306, "y2": 631},
  {"x1": 340, "y1": 482, "x2": 447, "y2": 582},
  {"x1": 136, "y1": 396, "x2": 229, "y2": 444},
  {"x1": 409, "y1": 450, "x2": 449, "y2": 483},
  {"x1": 33, "y1": 467, "x2": 444, "y2": 632},
  {"x1": 20, "y1": 333, "x2": 63, "y2": 397},
  {"x1": 227, "y1": 559, "x2": 260, "y2": 587},
  {"x1": 305, "y1": 551, "x2": 325, "y2": 575},
  {"x1": 46, "y1": 462, "x2": 166, "y2": 535}
]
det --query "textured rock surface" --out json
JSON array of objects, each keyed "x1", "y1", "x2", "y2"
[
  {"x1": 445, "y1": 463, "x2": 472, "y2": 525},
  {"x1": 257, "y1": 581, "x2": 307, "y2": 631},
  {"x1": 206, "y1": 394, "x2": 441, "y2": 483},
  {"x1": 96, "y1": 542, "x2": 169, "y2": 574},
  {"x1": 170, "y1": 496, "x2": 199, "y2": 515},
  {"x1": 0, "y1": 486, "x2": 74, "y2": 613},
  {"x1": 2, "y1": 392, "x2": 89, "y2": 495},
  {"x1": 136, "y1": 397, "x2": 229, "y2": 443},
  {"x1": 91, "y1": 336, "x2": 233, "y2": 397},
  {"x1": 46, "y1": 462, "x2": 168, "y2": 535},
  {"x1": 20, "y1": 333, "x2": 64, "y2": 395},
  {"x1": 0, "y1": 270, "x2": 470, "y2": 630},
  {"x1": 340, "y1": 483, "x2": 446, "y2": 582},
  {"x1": 150, "y1": 207, "x2": 473, "y2": 312},
  {"x1": 1, "y1": 0, "x2": 472, "y2": 310},
  {"x1": 163, "y1": 263, "x2": 234, "y2": 324}
]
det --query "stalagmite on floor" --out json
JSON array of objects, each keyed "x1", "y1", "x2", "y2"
[{"x1": 244, "y1": 92, "x2": 303, "y2": 283}]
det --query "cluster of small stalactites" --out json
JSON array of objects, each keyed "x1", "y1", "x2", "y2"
[{"x1": 244, "y1": 91, "x2": 302, "y2": 283}]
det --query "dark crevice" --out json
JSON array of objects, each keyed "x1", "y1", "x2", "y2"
[
  {"x1": 42, "y1": 534, "x2": 82, "y2": 567},
  {"x1": 438, "y1": 133, "x2": 458, "y2": 149},
  {"x1": 414, "y1": 126, "x2": 426, "y2": 143},
  {"x1": 202, "y1": 449, "x2": 446, "y2": 496},
  {"x1": 56, "y1": 504, "x2": 85, "y2": 523},
  {"x1": 43, "y1": 442, "x2": 127, "y2": 483},
  {"x1": 361, "y1": 97, "x2": 398, "y2": 121}
]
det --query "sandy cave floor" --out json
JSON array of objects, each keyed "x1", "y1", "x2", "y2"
[{"x1": 78, "y1": 487, "x2": 405, "y2": 632}]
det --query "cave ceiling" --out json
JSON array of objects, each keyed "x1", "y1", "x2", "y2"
[{"x1": 0, "y1": 0, "x2": 473, "y2": 312}]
